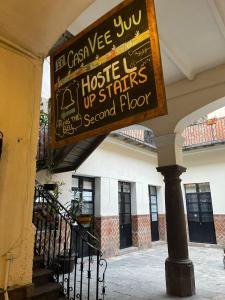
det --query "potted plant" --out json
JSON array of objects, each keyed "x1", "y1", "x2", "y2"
[
  {"x1": 56, "y1": 191, "x2": 86, "y2": 274},
  {"x1": 57, "y1": 250, "x2": 76, "y2": 274},
  {"x1": 43, "y1": 183, "x2": 58, "y2": 191}
]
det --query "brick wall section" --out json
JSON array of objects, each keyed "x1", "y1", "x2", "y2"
[
  {"x1": 95, "y1": 216, "x2": 120, "y2": 258},
  {"x1": 158, "y1": 213, "x2": 225, "y2": 245},
  {"x1": 132, "y1": 215, "x2": 151, "y2": 248},
  {"x1": 158, "y1": 214, "x2": 166, "y2": 241},
  {"x1": 183, "y1": 117, "x2": 225, "y2": 147},
  {"x1": 214, "y1": 215, "x2": 225, "y2": 245}
]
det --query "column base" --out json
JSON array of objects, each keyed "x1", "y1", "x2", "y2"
[{"x1": 165, "y1": 258, "x2": 195, "y2": 297}]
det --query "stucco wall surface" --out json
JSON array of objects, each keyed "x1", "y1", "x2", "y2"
[
  {"x1": 37, "y1": 139, "x2": 225, "y2": 248},
  {"x1": 182, "y1": 146, "x2": 225, "y2": 214},
  {"x1": 37, "y1": 137, "x2": 165, "y2": 216},
  {"x1": 0, "y1": 45, "x2": 42, "y2": 288}
]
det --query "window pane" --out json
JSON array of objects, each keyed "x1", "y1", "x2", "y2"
[
  {"x1": 185, "y1": 184, "x2": 196, "y2": 193},
  {"x1": 123, "y1": 183, "x2": 131, "y2": 193},
  {"x1": 72, "y1": 176, "x2": 79, "y2": 188},
  {"x1": 199, "y1": 193, "x2": 211, "y2": 203},
  {"x1": 82, "y1": 203, "x2": 93, "y2": 215},
  {"x1": 151, "y1": 213, "x2": 158, "y2": 222},
  {"x1": 124, "y1": 214, "x2": 131, "y2": 224},
  {"x1": 150, "y1": 195, "x2": 157, "y2": 204},
  {"x1": 187, "y1": 203, "x2": 199, "y2": 212},
  {"x1": 151, "y1": 205, "x2": 157, "y2": 213},
  {"x1": 83, "y1": 180, "x2": 93, "y2": 190},
  {"x1": 124, "y1": 194, "x2": 130, "y2": 203},
  {"x1": 150, "y1": 186, "x2": 156, "y2": 195},
  {"x1": 198, "y1": 183, "x2": 210, "y2": 193},
  {"x1": 83, "y1": 191, "x2": 93, "y2": 202},
  {"x1": 188, "y1": 213, "x2": 200, "y2": 222},
  {"x1": 125, "y1": 203, "x2": 130, "y2": 213},
  {"x1": 118, "y1": 183, "x2": 122, "y2": 192},
  {"x1": 200, "y1": 203, "x2": 212, "y2": 213},
  {"x1": 201, "y1": 213, "x2": 213, "y2": 222},
  {"x1": 73, "y1": 189, "x2": 81, "y2": 200},
  {"x1": 186, "y1": 194, "x2": 198, "y2": 203}
]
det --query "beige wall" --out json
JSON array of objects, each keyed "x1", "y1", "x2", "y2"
[{"x1": 0, "y1": 44, "x2": 42, "y2": 288}]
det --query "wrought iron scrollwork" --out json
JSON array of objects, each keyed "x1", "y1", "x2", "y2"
[{"x1": 33, "y1": 182, "x2": 107, "y2": 299}]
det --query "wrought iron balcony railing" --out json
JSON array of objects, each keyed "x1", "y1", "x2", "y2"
[
  {"x1": 36, "y1": 114, "x2": 225, "y2": 169},
  {"x1": 116, "y1": 117, "x2": 225, "y2": 150},
  {"x1": 182, "y1": 117, "x2": 225, "y2": 149}
]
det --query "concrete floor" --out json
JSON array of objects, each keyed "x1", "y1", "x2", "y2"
[{"x1": 104, "y1": 243, "x2": 225, "y2": 300}]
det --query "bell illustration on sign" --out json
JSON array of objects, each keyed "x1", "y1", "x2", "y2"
[
  {"x1": 51, "y1": 0, "x2": 167, "y2": 147},
  {"x1": 56, "y1": 80, "x2": 82, "y2": 138},
  {"x1": 61, "y1": 89, "x2": 75, "y2": 113}
]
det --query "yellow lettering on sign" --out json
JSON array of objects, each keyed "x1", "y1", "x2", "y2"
[{"x1": 114, "y1": 10, "x2": 142, "y2": 38}]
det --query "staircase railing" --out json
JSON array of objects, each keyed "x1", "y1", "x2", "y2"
[
  {"x1": 33, "y1": 183, "x2": 107, "y2": 300},
  {"x1": 37, "y1": 111, "x2": 49, "y2": 170}
]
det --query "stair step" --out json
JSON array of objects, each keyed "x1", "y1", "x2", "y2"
[
  {"x1": 33, "y1": 256, "x2": 44, "y2": 270},
  {"x1": 33, "y1": 269, "x2": 53, "y2": 287},
  {"x1": 30, "y1": 282, "x2": 60, "y2": 300}
]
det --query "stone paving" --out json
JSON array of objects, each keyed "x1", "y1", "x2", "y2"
[{"x1": 104, "y1": 243, "x2": 225, "y2": 300}]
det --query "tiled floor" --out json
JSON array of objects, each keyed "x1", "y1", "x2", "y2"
[{"x1": 104, "y1": 243, "x2": 225, "y2": 299}]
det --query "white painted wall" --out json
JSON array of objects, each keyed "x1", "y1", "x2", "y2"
[
  {"x1": 77, "y1": 137, "x2": 164, "y2": 216},
  {"x1": 182, "y1": 145, "x2": 225, "y2": 215},
  {"x1": 37, "y1": 136, "x2": 164, "y2": 217},
  {"x1": 36, "y1": 137, "x2": 225, "y2": 218}
]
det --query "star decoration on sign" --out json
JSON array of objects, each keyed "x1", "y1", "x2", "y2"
[{"x1": 135, "y1": 31, "x2": 140, "y2": 37}]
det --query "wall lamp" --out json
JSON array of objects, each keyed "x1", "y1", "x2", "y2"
[{"x1": 0, "y1": 131, "x2": 3, "y2": 159}]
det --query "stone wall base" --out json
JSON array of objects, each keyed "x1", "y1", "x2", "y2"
[
  {"x1": 158, "y1": 213, "x2": 225, "y2": 246},
  {"x1": 214, "y1": 215, "x2": 225, "y2": 245},
  {"x1": 95, "y1": 216, "x2": 120, "y2": 258},
  {"x1": 132, "y1": 215, "x2": 151, "y2": 249},
  {"x1": 158, "y1": 214, "x2": 167, "y2": 241}
]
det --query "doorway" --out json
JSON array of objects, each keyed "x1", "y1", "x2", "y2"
[
  {"x1": 71, "y1": 175, "x2": 95, "y2": 256},
  {"x1": 185, "y1": 183, "x2": 217, "y2": 244},
  {"x1": 149, "y1": 185, "x2": 159, "y2": 241},
  {"x1": 118, "y1": 182, "x2": 132, "y2": 249}
]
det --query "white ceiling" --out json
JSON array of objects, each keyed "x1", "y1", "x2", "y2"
[
  {"x1": 1, "y1": 0, "x2": 225, "y2": 94},
  {"x1": 0, "y1": 0, "x2": 94, "y2": 57},
  {"x1": 68, "y1": 0, "x2": 225, "y2": 86}
]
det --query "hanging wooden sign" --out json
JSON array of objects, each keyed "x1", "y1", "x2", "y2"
[{"x1": 50, "y1": 0, "x2": 166, "y2": 147}]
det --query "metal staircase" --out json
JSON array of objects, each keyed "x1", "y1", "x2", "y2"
[
  {"x1": 37, "y1": 111, "x2": 106, "y2": 173},
  {"x1": 32, "y1": 183, "x2": 107, "y2": 300}
]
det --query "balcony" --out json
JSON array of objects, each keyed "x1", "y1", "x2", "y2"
[
  {"x1": 113, "y1": 117, "x2": 225, "y2": 151},
  {"x1": 37, "y1": 116, "x2": 225, "y2": 171}
]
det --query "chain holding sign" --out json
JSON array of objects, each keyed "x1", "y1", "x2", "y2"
[{"x1": 50, "y1": 0, "x2": 167, "y2": 148}]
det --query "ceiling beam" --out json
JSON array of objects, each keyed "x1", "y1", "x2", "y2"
[
  {"x1": 159, "y1": 37, "x2": 195, "y2": 81},
  {"x1": 207, "y1": 0, "x2": 225, "y2": 42}
]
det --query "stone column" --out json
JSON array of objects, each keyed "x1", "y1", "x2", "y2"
[
  {"x1": 0, "y1": 44, "x2": 42, "y2": 289},
  {"x1": 155, "y1": 134, "x2": 195, "y2": 297}
]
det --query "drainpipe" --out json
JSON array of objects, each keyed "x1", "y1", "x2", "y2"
[{"x1": 4, "y1": 253, "x2": 14, "y2": 300}]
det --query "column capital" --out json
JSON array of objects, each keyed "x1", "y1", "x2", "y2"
[
  {"x1": 154, "y1": 133, "x2": 184, "y2": 167},
  {"x1": 154, "y1": 133, "x2": 184, "y2": 148},
  {"x1": 157, "y1": 164, "x2": 186, "y2": 179}
]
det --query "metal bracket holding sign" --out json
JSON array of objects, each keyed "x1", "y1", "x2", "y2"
[{"x1": 50, "y1": 0, "x2": 167, "y2": 148}]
